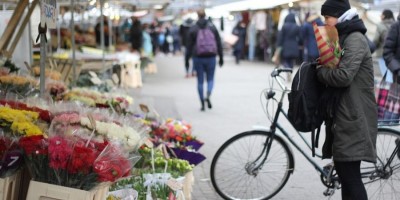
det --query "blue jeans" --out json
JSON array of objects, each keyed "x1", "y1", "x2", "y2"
[{"x1": 193, "y1": 56, "x2": 216, "y2": 101}]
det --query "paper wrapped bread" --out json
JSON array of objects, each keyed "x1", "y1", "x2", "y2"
[{"x1": 313, "y1": 22, "x2": 341, "y2": 68}]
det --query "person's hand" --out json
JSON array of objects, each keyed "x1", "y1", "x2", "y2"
[{"x1": 219, "y1": 58, "x2": 224, "y2": 67}]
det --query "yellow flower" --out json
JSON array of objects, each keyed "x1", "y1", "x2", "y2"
[
  {"x1": 0, "y1": 107, "x2": 39, "y2": 123},
  {"x1": 10, "y1": 121, "x2": 42, "y2": 136}
]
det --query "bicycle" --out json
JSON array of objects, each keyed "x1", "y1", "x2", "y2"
[{"x1": 210, "y1": 67, "x2": 400, "y2": 200}]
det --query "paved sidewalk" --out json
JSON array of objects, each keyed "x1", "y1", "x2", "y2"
[{"x1": 129, "y1": 54, "x2": 358, "y2": 200}]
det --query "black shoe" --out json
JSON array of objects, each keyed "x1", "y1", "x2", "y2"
[
  {"x1": 200, "y1": 100, "x2": 205, "y2": 111},
  {"x1": 396, "y1": 139, "x2": 400, "y2": 159},
  {"x1": 205, "y1": 98, "x2": 212, "y2": 109}
]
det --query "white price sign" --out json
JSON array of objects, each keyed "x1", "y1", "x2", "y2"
[{"x1": 40, "y1": 0, "x2": 57, "y2": 29}]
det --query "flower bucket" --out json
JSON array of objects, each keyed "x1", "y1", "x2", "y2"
[
  {"x1": 0, "y1": 170, "x2": 21, "y2": 200},
  {"x1": 26, "y1": 181, "x2": 108, "y2": 200}
]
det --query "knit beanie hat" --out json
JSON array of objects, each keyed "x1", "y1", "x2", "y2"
[{"x1": 321, "y1": 0, "x2": 351, "y2": 18}]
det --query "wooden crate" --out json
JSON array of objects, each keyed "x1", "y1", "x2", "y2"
[
  {"x1": 26, "y1": 181, "x2": 108, "y2": 200},
  {"x1": 0, "y1": 171, "x2": 21, "y2": 200}
]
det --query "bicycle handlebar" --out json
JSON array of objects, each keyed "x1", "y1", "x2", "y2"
[{"x1": 271, "y1": 68, "x2": 293, "y2": 78}]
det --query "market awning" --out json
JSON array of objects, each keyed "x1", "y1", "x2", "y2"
[{"x1": 212, "y1": 0, "x2": 301, "y2": 12}]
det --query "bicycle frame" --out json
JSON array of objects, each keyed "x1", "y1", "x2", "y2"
[
  {"x1": 261, "y1": 68, "x2": 400, "y2": 182},
  {"x1": 257, "y1": 68, "x2": 331, "y2": 178}
]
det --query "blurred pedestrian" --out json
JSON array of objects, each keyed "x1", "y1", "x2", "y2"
[
  {"x1": 383, "y1": 9, "x2": 400, "y2": 84},
  {"x1": 180, "y1": 18, "x2": 195, "y2": 77},
  {"x1": 276, "y1": 13, "x2": 301, "y2": 81},
  {"x1": 232, "y1": 21, "x2": 247, "y2": 64},
  {"x1": 187, "y1": 9, "x2": 224, "y2": 111},
  {"x1": 130, "y1": 18, "x2": 143, "y2": 53},
  {"x1": 301, "y1": 12, "x2": 324, "y2": 62},
  {"x1": 171, "y1": 23, "x2": 181, "y2": 55},
  {"x1": 120, "y1": 18, "x2": 132, "y2": 42},
  {"x1": 95, "y1": 16, "x2": 110, "y2": 48}
]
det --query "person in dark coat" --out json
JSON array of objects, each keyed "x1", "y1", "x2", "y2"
[
  {"x1": 374, "y1": 9, "x2": 395, "y2": 82},
  {"x1": 383, "y1": 10, "x2": 400, "y2": 83},
  {"x1": 187, "y1": 9, "x2": 224, "y2": 111},
  {"x1": 300, "y1": 13, "x2": 323, "y2": 62},
  {"x1": 318, "y1": 0, "x2": 377, "y2": 199},
  {"x1": 95, "y1": 16, "x2": 110, "y2": 47},
  {"x1": 232, "y1": 21, "x2": 247, "y2": 64},
  {"x1": 277, "y1": 13, "x2": 301, "y2": 69},
  {"x1": 130, "y1": 18, "x2": 143, "y2": 53},
  {"x1": 180, "y1": 18, "x2": 195, "y2": 77}
]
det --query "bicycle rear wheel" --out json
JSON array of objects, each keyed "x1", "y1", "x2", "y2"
[
  {"x1": 210, "y1": 130, "x2": 294, "y2": 200},
  {"x1": 361, "y1": 128, "x2": 400, "y2": 200}
]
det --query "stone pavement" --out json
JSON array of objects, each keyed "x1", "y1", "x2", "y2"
[{"x1": 127, "y1": 54, "x2": 382, "y2": 200}]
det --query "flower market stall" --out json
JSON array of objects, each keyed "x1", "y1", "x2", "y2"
[{"x1": 0, "y1": 54, "x2": 205, "y2": 200}]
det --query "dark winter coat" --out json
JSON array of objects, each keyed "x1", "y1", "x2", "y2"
[
  {"x1": 301, "y1": 15, "x2": 323, "y2": 61},
  {"x1": 187, "y1": 18, "x2": 223, "y2": 59},
  {"x1": 130, "y1": 21, "x2": 143, "y2": 51},
  {"x1": 277, "y1": 13, "x2": 301, "y2": 59},
  {"x1": 383, "y1": 15, "x2": 400, "y2": 76},
  {"x1": 317, "y1": 16, "x2": 377, "y2": 162},
  {"x1": 232, "y1": 25, "x2": 246, "y2": 51}
]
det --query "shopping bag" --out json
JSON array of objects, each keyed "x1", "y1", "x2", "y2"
[
  {"x1": 383, "y1": 81, "x2": 400, "y2": 123},
  {"x1": 376, "y1": 73, "x2": 391, "y2": 119},
  {"x1": 313, "y1": 22, "x2": 341, "y2": 68},
  {"x1": 224, "y1": 33, "x2": 239, "y2": 46}
]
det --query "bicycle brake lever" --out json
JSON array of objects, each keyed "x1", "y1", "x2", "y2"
[{"x1": 266, "y1": 90, "x2": 275, "y2": 99}]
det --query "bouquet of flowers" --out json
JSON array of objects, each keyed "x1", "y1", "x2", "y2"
[
  {"x1": 0, "y1": 99, "x2": 51, "y2": 123},
  {"x1": 20, "y1": 106, "x2": 147, "y2": 191},
  {"x1": 110, "y1": 146, "x2": 193, "y2": 200},
  {"x1": 31, "y1": 66, "x2": 61, "y2": 80},
  {"x1": 150, "y1": 118, "x2": 203, "y2": 151},
  {"x1": 0, "y1": 75, "x2": 37, "y2": 98},
  {"x1": 313, "y1": 22, "x2": 342, "y2": 68},
  {"x1": 45, "y1": 80, "x2": 67, "y2": 101}
]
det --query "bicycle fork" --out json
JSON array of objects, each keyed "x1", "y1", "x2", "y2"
[{"x1": 245, "y1": 134, "x2": 274, "y2": 177}]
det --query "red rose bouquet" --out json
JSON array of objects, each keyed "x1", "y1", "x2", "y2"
[{"x1": 19, "y1": 135, "x2": 49, "y2": 182}]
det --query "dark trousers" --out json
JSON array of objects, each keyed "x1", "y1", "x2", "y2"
[{"x1": 334, "y1": 161, "x2": 367, "y2": 200}]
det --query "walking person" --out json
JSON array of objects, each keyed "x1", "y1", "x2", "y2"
[
  {"x1": 374, "y1": 9, "x2": 395, "y2": 82},
  {"x1": 187, "y1": 9, "x2": 224, "y2": 111},
  {"x1": 301, "y1": 12, "x2": 324, "y2": 62},
  {"x1": 318, "y1": 0, "x2": 377, "y2": 199},
  {"x1": 232, "y1": 21, "x2": 247, "y2": 64},
  {"x1": 383, "y1": 9, "x2": 400, "y2": 84},
  {"x1": 130, "y1": 18, "x2": 143, "y2": 53},
  {"x1": 181, "y1": 18, "x2": 195, "y2": 78},
  {"x1": 276, "y1": 13, "x2": 302, "y2": 70}
]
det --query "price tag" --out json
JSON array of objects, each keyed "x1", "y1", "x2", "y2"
[
  {"x1": 167, "y1": 178, "x2": 183, "y2": 191},
  {"x1": 88, "y1": 71, "x2": 97, "y2": 78},
  {"x1": 40, "y1": 0, "x2": 57, "y2": 29},
  {"x1": 139, "y1": 104, "x2": 150, "y2": 113},
  {"x1": 90, "y1": 77, "x2": 102, "y2": 85}
]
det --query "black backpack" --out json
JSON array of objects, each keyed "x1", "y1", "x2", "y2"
[{"x1": 288, "y1": 61, "x2": 324, "y2": 156}]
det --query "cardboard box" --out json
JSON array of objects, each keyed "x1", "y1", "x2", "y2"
[
  {"x1": 26, "y1": 181, "x2": 108, "y2": 200},
  {"x1": 0, "y1": 171, "x2": 21, "y2": 200}
]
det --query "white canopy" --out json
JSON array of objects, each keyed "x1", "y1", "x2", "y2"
[{"x1": 212, "y1": 0, "x2": 301, "y2": 12}]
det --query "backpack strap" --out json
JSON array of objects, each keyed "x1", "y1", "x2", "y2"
[{"x1": 311, "y1": 122, "x2": 321, "y2": 157}]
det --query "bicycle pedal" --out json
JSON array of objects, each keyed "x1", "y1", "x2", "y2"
[{"x1": 323, "y1": 188, "x2": 335, "y2": 196}]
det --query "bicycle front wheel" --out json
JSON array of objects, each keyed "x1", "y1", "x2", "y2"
[
  {"x1": 362, "y1": 128, "x2": 400, "y2": 200},
  {"x1": 210, "y1": 130, "x2": 294, "y2": 200}
]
